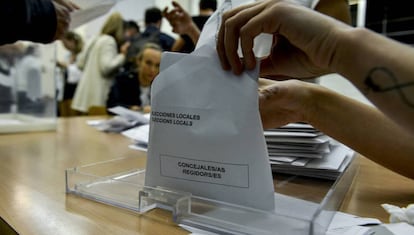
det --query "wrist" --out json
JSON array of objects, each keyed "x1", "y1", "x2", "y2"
[
  {"x1": 301, "y1": 82, "x2": 328, "y2": 126},
  {"x1": 186, "y1": 23, "x2": 200, "y2": 44}
]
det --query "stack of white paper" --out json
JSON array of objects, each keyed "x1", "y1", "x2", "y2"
[
  {"x1": 266, "y1": 123, "x2": 354, "y2": 180},
  {"x1": 121, "y1": 123, "x2": 149, "y2": 151},
  {"x1": 87, "y1": 106, "x2": 149, "y2": 133}
]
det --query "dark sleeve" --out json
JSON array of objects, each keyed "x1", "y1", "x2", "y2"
[
  {"x1": 159, "y1": 33, "x2": 175, "y2": 51},
  {"x1": 106, "y1": 71, "x2": 142, "y2": 109},
  {"x1": 0, "y1": 0, "x2": 57, "y2": 45},
  {"x1": 106, "y1": 81, "x2": 121, "y2": 109},
  {"x1": 178, "y1": 34, "x2": 195, "y2": 53}
]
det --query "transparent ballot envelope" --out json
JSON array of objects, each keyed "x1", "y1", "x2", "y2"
[
  {"x1": 66, "y1": 153, "x2": 358, "y2": 235},
  {"x1": 0, "y1": 42, "x2": 57, "y2": 133}
]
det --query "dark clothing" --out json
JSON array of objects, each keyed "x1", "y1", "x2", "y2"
[
  {"x1": 125, "y1": 33, "x2": 144, "y2": 65},
  {"x1": 106, "y1": 68, "x2": 142, "y2": 109},
  {"x1": 113, "y1": 26, "x2": 172, "y2": 106},
  {"x1": 60, "y1": 68, "x2": 78, "y2": 100},
  {"x1": 142, "y1": 25, "x2": 174, "y2": 51},
  {"x1": 63, "y1": 83, "x2": 77, "y2": 100},
  {"x1": 0, "y1": 0, "x2": 57, "y2": 45},
  {"x1": 0, "y1": 84, "x2": 12, "y2": 113},
  {"x1": 178, "y1": 15, "x2": 210, "y2": 53}
]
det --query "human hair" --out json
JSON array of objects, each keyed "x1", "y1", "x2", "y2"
[
  {"x1": 125, "y1": 20, "x2": 140, "y2": 33},
  {"x1": 145, "y1": 7, "x2": 162, "y2": 25},
  {"x1": 63, "y1": 31, "x2": 83, "y2": 54},
  {"x1": 199, "y1": 0, "x2": 217, "y2": 11},
  {"x1": 137, "y1": 42, "x2": 162, "y2": 62},
  {"x1": 101, "y1": 12, "x2": 124, "y2": 45}
]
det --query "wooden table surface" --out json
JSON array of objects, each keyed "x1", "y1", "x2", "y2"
[
  {"x1": 341, "y1": 156, "x2": 414, "y2": 222},
  {"x1": 0, "y1": 116, "x2": 413, "y2": 234}
]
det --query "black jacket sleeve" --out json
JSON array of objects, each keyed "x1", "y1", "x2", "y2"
[{"x1": 0, "y1": 0, "x2": 57, "y2": 45}]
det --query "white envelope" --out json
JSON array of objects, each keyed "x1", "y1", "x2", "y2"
[
  {"x1": 196, "y1": 0, "x2": 272, "y2": 58},
  {"x1": 144, "y1": 0, "x2": 275, "y2": 211},
  {"x1": 69, "y1": 0, "x2": 120, "y2": 29}
]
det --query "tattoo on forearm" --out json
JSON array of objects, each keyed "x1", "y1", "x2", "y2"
[{"x1": 364, "y1": 67, "x2": 414, "y2": 107}]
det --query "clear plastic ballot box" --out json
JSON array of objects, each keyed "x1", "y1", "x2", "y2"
[
  {"x1": 0, "y1": 42, "x2": 57, "y2": 133},
  {"x1": 66, "y1": 151, "x2": 358, "y2": 235}
]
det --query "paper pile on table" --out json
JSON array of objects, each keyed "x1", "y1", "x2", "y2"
[
  {"x1": 87, "y1": 106, "x2": 149, "y2": 133},
  {"x1": 265, "y1": 123, "x2": 354, "y2": 180},
  {"x1": 121, "y1": 123, "x2": 149, "y2": 151}
]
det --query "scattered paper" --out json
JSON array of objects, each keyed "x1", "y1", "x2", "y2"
[{"x1": 87, "y1": 106, "x2": 149, "y2": 133}]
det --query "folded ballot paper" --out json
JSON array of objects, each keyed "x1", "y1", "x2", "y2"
[
  {"x1": 266, "y1": 123, "x2": 354, "y2": 180},
  {"x1": 69, "y1": 0, "x2": 121, "y2": 29},
  {"x1": 145, "y1": 0, "x2": 275, "y2": 211}
]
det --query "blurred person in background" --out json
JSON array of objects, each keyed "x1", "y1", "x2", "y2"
[
  {"x1": 107, "y1": 43, "x2": 162, "y2": 113},
  {"x1": 141, "y1": 7, "x2": 175, "y2": 52},
  {"x1": 56, "y1": 31, "x2": 84, "y2": 116},
  {"x1": 123, "y1": 20, "x2": 142, "y2": 68},
  {"x1": 124, "y1": 20, "x2": 141, "y2": 42},
  {"x1": 170, "y1": 0, "x2": 217, "y2": 53},
  {"x1": 71, "y1": 12, "x2": 130, "y2": 114}
]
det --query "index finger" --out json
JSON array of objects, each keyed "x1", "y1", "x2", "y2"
[
  {"x1": 217, "y1": 4, "x2": 256, "y2": 74},
  {"x1": 172, "y1": 1, "x2": 185, "y2": 12},
  {"x1": 216, "y1": 2, "x2": 266, "y2": 75},
  {"x1": 216, "y1": 10, "x2": 231, "y2": 71}
]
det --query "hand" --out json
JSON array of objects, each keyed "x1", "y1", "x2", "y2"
[
  {"x1": 130, "y1": 105, "x2": 142, "y2": 111},
  {"x1": 142, "y1": 105, "x2": 151, "y2": 113},
  {"x1": 163, "y1": 1, "x2": 199, "y2": 35},
  {"x1": 56, "y1": 60, "x2": 67, "y2": 69},
  {"x1": 52, "y1": 0, "x2": 80, "y2": 40},
  {"x1": 216, "y1": 1, "x2": 346, "y2": 78},
  {"x1": 120, "y1": 41, "x2": 131, "y2": 55},
  {"x1": 259, "y1": 79, "x2": 314, "y2": 129}
]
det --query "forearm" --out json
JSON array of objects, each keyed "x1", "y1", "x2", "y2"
[
  {"x1": 333, "y1": 27, "x2": 414, "y2": 133},
  {"x1": 186, "y1": 23, "x2": 200, "y2": 45},
  {"x1": 172, "y1": 38, "x2": 184, "y2": 52},
  {"x1": 307, "y1": 85, "x2": 414, "y2": 179}
]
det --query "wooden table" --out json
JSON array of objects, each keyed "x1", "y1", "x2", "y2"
[
  {"x1": 0, "y1": 116, "x2": 413, "y2": 234},
  {"x1": 0, "y1": 116, "x2": 186, "y2": 235},
  {"x1": 341, "y1": 156, "x2": 414, "y2": 222}
]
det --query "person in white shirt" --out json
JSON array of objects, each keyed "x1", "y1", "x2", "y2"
[
  {"x1": 71, "y1": 12, "x2": 130, "y2": 114},
  {"x1": 57, "y1": 31, "x2": 84, "y2": 116}
]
